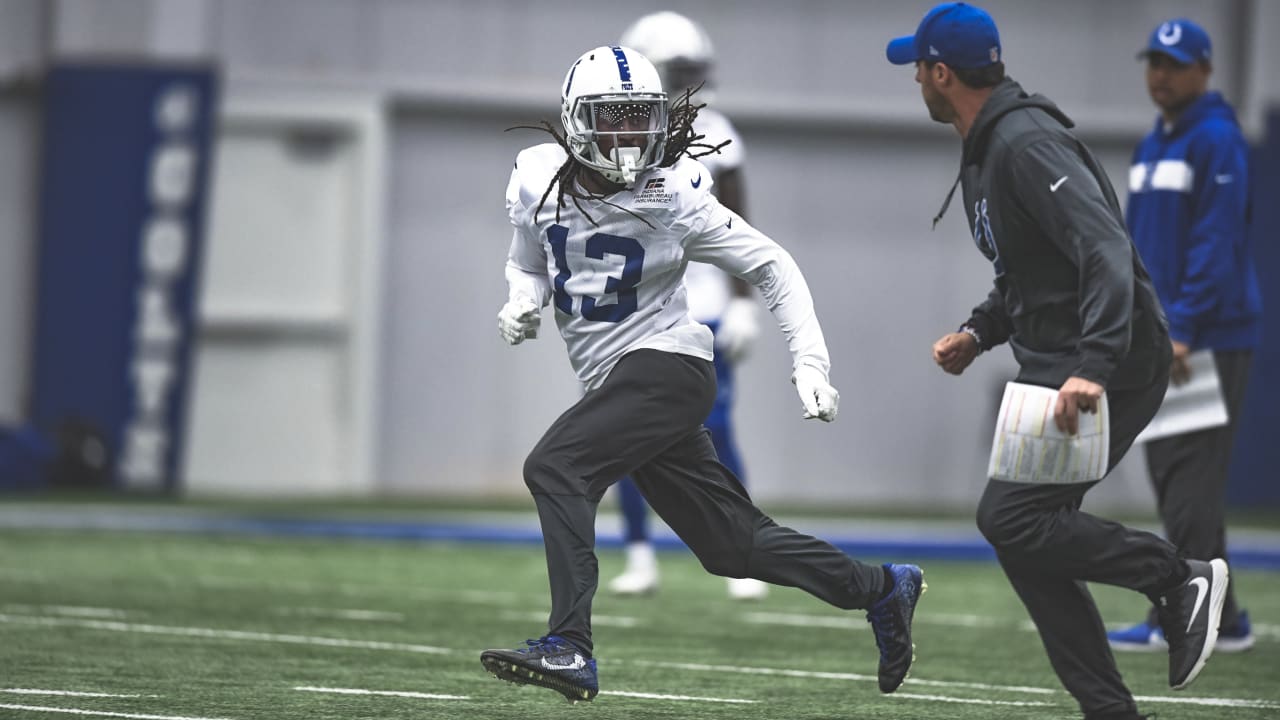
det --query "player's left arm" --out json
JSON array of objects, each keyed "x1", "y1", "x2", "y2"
[
  {"x1": 685, "y1": 198, "x2": 838, "y2": 421},
  {"x1": 710, "y1": 166, "x2": 759, "y2": 359}
]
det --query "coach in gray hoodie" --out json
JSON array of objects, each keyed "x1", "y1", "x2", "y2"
[{"x1": 887, "y1": 4, "x2": 1229, "y2": 720}]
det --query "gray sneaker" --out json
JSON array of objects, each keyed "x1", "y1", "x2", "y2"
[{"x1": 1155, "y1": 558, "x2": 1228, "y2": 690}]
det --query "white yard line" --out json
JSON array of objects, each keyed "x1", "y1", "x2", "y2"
[
  {"x1": 753, "y1": 609, "x2": 1276, "y2": 640},
  {"x1": 741, "y1": 611, "x2": 861, "y2": 630},
  {"x1": 192, "y1": 576, "x2": 522, "y2": 605},
  {"x1": 743, "y1": 610, "x2": 1036, "y2": 632},
  {"x1": 631, "y1": 659, "x2": 1280, "y2": 711},
  {"x1": 923, "y1": 612, "x2": 1038, "y2": 631},
  {"x1": 601, "y1": 691, "x2": 757, "y2": 703},
  {"x1": 2, "y1": 691, "x2": 158, "y2": 699},
  {"x1": 6, "y1": 609, "x2": 1274, "y2": 713},
  {"x1": 0, "y1": 704, "x2": 231, "y2": 720},
  {"x1": 1135, "y1": 695, "x2": 1280, "y2": 710},
  {"x1": 294, "y1": 686, "x2": 468, "y2": 701},
  {"x1": 0, "y1": 614, "x2": 450, "y2": 655},
  {"x1": 295, "y1": 686, "x2": 755, "y2": 705},
  {"x1": 891, "y1": 693, "x2": 1055, "y2": 707},
  {"x1": 454, "y1": 589, "x2": 523, "y2": 604},
  {"x1": 626, "y1": 660, "x2": 1057, "y2": 695},
  {"x1": 3, "y1": 605, "x2": 130, "y2": 619}
]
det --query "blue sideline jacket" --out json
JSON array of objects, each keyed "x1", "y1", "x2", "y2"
[{"x1": 1126, "y1": 91, "x2": 1260, "y2": 350}]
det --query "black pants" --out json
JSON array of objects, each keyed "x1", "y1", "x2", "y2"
[
  {"x1": 1144, "y1": 349, "x2": 1252, "y2": 629},
  {"x1": 523, "y1": 349, "x2": 886, "y2": 654},
  {"x1": 976, "y1": 370, "x2": 1183, "y2": 719}
]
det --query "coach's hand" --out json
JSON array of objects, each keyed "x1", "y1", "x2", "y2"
[
  {"x1": 792, "y1": 364, "x2": 839, "y2": 422},
  {"x1": 1170, "y1": 339, "x2": 1193, "y2": 386},
  {"x1": 933, "y1": 332, "x2": 978, "y2": 375},
  {"x1": 1054, "y1": 376, "x2": 1104, "y2": 436},
  {"x1": 497, "y1": 298, "x2": 541, "y2": 345}
]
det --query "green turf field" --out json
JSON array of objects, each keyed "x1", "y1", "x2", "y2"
[{"x1": 1, "y1": 529, "x2": 1277, "y2": 719}]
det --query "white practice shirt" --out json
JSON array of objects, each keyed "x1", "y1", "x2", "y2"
[{"x1": 504, "y1": 143, "x2": 828, "y2": 390}]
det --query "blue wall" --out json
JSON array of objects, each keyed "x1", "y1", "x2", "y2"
[
  {"x1": 1229, "y1": 110, "x2": 1280, "y2": 506},
  {"x1": 29, "y1": 63, "x2": 218, "y2": 492}
]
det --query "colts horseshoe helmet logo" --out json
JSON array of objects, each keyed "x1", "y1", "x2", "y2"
[
  {"x1": 972, "y1": 197, "x2": 1005, "y2": 275},
  {"x1": 1158, "y1": 22, "x2": 1182, "y2": 46}
]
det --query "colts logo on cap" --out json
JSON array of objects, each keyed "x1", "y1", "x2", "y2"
[
  {"x1": 989, "y1": 46, "x2": 999, "y2": 62},
  {"x1": 1158, "y1": 22, "x2": 1182, "y2": 46}
]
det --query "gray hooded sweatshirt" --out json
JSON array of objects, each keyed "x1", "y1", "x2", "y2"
[{"x1": 953, "y1": 78, "x2": 1169, "y2": 390}]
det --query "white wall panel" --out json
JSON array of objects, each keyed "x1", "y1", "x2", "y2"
[
  {"x1": 380, "y1": 109, "x2": 579, "y2": 497},
  {"x1": 0, "y1": 96, "x2": 38, "y2": 424},
  {"x1": 201, "y1": 129, "x2": 353, "y2": 319},
  {"x1": 0, "y1": 1, "x2": 43, "y2": 423}
]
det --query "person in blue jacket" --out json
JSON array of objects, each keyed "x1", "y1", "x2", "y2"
[{"x1": 1108, "y1": 18, "x2": 1260, "y2": 654}]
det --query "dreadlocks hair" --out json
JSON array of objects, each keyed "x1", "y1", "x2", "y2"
[{"x1": 505, "y1": 84, "x2": 731, "y2": 227}]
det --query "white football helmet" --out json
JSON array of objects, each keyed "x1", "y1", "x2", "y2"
[
  {"x1": 619, "y1": 11, "x2": 715, "y2": 99},
  {"x1": 560, "y1": 45, "x2": 668, "y2": 187}
]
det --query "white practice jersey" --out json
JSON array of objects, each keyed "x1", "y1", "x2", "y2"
[
  {"x1": 505, "y1": 143, "x2": 829, "y2": 390},
  {"x1": 684, "y1": 107, "x2": 744, "y2": 323}
]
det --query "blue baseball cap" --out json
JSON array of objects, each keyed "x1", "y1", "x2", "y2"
[
  {"x1": 886, "y1": 2, "x2": 1001, "y2": 69},
  {"x1": 1139, "y1": 18, "x2": 1211, "y2": 65}
]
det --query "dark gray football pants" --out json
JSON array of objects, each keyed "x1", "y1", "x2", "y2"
[
  {"x1": 1144, "y1": 349, "x2": 1252, "y2": 630},
  {"x1": 976, "y1": 368, "x2": 1185, "y2": 719},
  {"x1": 522, "y1": 349, "x2": 886, "y2": 655}
]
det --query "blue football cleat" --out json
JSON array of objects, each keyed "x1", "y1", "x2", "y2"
[
  {"x1": 481, "y1": 635, "x2": 599, "y2": 703},
  {"x1": 1111, "y1": 610, "x2": 1254, "y2": 654},
  {"x1": 1108, "y1": 619, "x2": 1167, "y2": 652},
  {"x1": 1217, "y1": 610, "x2": 1256, "y2": 653},
  {"x1": 866, "y1": 563, "x2": 926, "y2": 693}
]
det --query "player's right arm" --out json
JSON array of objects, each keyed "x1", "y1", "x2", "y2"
[
  {"x1": 504, "y1": 227, "x2": 550, "y2": 310},
  {"x1": 498, "y1": 153, "x2": 554, "y2": 345}
]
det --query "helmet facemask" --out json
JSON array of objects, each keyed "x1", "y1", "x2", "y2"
[{"x1": 565, "y1": 94, "x2": 668, "y2": 187}]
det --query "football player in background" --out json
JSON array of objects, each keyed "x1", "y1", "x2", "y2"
[
  {"x1": 609, "y1": 10, "x2": 768, "y2": 601},
  {"x1": 480, "y1": 45, "x2": 924, "y2": 703}
]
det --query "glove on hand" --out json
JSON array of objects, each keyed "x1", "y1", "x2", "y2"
[
  {"x1": 714, "y1": 297, "x2": 760, "y2": 363},
  {"x1": 497, "y1": 298, "x2": 541, "y2": 345},
  {"x1": 791, "y1": 364, "x2": 839, "y2": 422}
]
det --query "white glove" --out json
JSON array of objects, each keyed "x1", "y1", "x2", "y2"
[
  {"x1": 791, "y1": 364, "x2": 839, "y2": 422},
  {"x1": 497, "y1": 298, "x2": 541, "y2": 345},
  {"x1": 714, "y1": 297, "x2": 760, "y2": 363}
]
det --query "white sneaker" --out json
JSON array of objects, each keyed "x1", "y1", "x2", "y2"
[
  {"x1": 609, "y1": 542, "x2": 658, "y2": 595},
  {"x1": 727, "y1": 577, "x2": 768, "y2": 601}
]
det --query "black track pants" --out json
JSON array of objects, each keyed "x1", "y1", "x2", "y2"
[{"x1": 523, "y1": 349, "x2": 886, "y2": 655}]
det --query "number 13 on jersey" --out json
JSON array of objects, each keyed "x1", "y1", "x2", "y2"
[{"x1": 547, "y1": 224, "x2": 646, "y2": 322}]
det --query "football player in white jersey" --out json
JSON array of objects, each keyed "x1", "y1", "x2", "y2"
[
  {"x1": 480, "y1": 45, "x2": 925, "y2": 703},
  {"x1": 608, "y1": 10, "x2": 768, "y2": 602}
]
